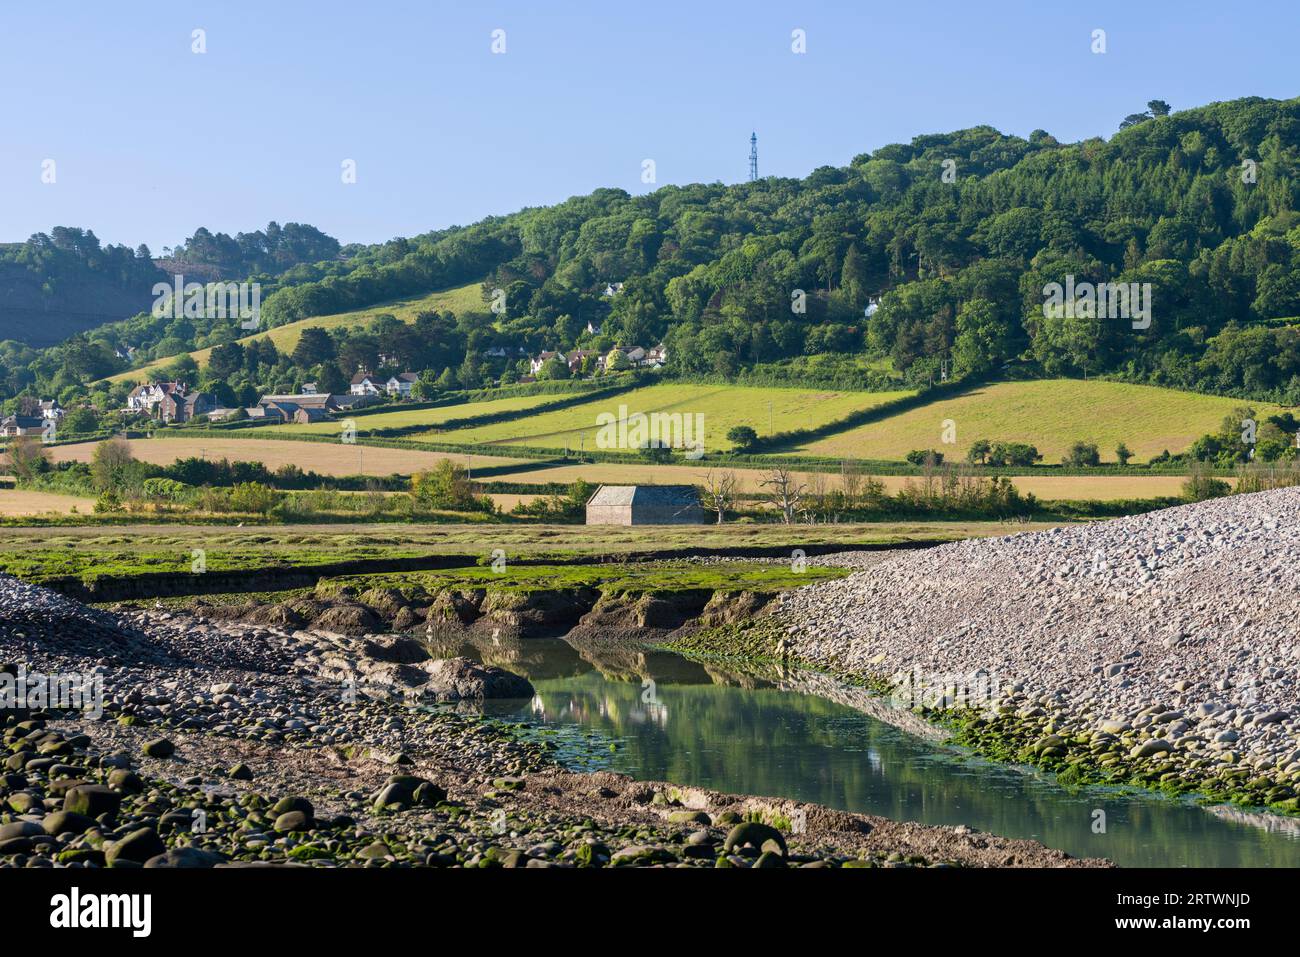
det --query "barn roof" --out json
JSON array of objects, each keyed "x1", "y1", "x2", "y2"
[{"x1": 586, "y1": 484, "x2": 700, "y2": 507}]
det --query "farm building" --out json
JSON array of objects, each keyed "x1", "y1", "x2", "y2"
[{"x1": 585, "y1": 485, "x2": 706, "y2": 525}]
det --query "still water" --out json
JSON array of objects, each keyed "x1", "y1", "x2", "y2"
[{"x1": 435, "y1": 634, "x2": 1300, "y2": 868}]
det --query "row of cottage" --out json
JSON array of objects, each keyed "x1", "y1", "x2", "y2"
[
  {"x1": 527, "y1": 343, "x2": 666, "y2": 378},
  {"x1": 121, "y1": 377, "x2": 407, "y2": 425},
  {"x1": 3, "y1": 343, "x2": 668, "y2": 436}
]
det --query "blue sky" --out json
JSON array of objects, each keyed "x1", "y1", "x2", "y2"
[{"x1": 1, "y1": 0, "x2": 1295, "y2": 251}]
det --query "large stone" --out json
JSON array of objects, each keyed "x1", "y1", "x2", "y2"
[
  {"x1": 0, "y1": 820, "x2": 43, "y2": 841},
  {"x1": 361, "y1": 636, "x2": 430, "y2": 664},
  {"x1": 64, "y1": 784, "x2": 123, "y2": 819},
  {"x1": 723, "y1": 821, "x2": 788, "y2": 857},
  {"x1": 142, "y1": 738, "x2": 175, "y2": 758},
  {"x1": 106, "y1": 827, "x2": 166, "y2": 866},
  {"x1": 419, "y1": 657, "x2": 534, "y2": 701},
  {"x1": 271, "y1": 796, "x2": 314, "y2": 818},
  {"x1": 107, "y1": 768, "x2": 145, "y2": 793},
  {"x1": 273, "y1": 810, "x2": 313, "y2": 833},
  {"x1": 144, "y1": 847, "x2": 227, "y2": 868},
  {"x1": 42, "y1": 810, "x2": 95, "y2": 836}
]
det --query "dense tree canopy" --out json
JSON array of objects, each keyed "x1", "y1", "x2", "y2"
[{"x1": 3, "y1": 96, "x2": 1299, "y2": 410}]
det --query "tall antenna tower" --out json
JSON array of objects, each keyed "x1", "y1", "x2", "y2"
[{"x1": 748, "y1": 131, "x2": 758, "y2": 181}]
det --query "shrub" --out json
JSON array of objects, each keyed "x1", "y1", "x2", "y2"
[
  {"x1": 1062, "y1": 441, "x2": 1101, "y2": 467},
  {"x1": 410, "y1": 460, "x2": 492, "y2": 512},
  {"x1": 726, "y1": 425, "x2": 759, "y2": 450},
  {"x1": 227, "y1": 482, "x2": 283, "y2": 514},
  {"x1": 1183, "y1": 464, "x2": 1231, "y2": 501},
  {"x1": 905, "y1": 449, "x2": 943, "y2": 466}
]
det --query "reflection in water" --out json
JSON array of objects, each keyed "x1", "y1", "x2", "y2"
[{"x1": 448, "y1": 636, "x2": 1300, "y2": 868}]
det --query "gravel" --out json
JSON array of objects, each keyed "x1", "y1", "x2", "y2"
[
  {"x1": 0, "y1": 572, "x2": 1100, "y2": 868},
  {"x1": 779, "y1": 487, "x2": 1300, "y2": 783}
]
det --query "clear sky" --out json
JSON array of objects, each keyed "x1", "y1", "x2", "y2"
[{"x1": 1, "y1": 0, "x2": 1295, "y2": 251}]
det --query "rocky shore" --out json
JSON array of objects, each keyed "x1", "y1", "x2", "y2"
[
  {"x1": 0, "y1": 574, "x2": 1100, "y2": 869},
  {"x1": 777, "y1": 487, "x2": 1300, "y2": 813}
]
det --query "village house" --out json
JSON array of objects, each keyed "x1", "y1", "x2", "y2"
[
  {"x1": 482, "y1": 345, "x2": 527, "y2": 359},
  {"x1": 385, "y1": 372, "x2": 419, "y2": 397},
  {"x1": 125, "y1": 381, "x2": 187, "y2": 414},
  {"x1": 565, "y1": 349, "x2": 598, "y2": 375},
  {"x1": 529, "y1": 351, "x2": 565, "y2": 375},
  {"x1": 596, "y1": 345, "x2": 647, "y2": 372},
  {"x1": 585, "y1": 320, "x2": 603, "y2": 335},
  {"x1": 602, "y1": 282, "x2": 624, "y2": 297},
  {"x1": 157, "y1": 390, "x2": 216, "y2": 424},
  {"x1": 585, "y1": 485, "x2": 706, "y2": 526},
  {"x1": 301, "y1": 382, "x2": 318, "y2": 395},
  {"x1": 0, "y1": 415, "x2": 47, "y2": 438},
  {"x1": 349, "y1": 373, "x2": 385, "y2": 396},
  {"x1": 15, "y1": 397, "x2": 62, "y2": 420}
]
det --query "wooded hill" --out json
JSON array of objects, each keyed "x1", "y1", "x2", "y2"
[{"x1": 4, "y1": 96, "x2": 1298, "y2": 406}]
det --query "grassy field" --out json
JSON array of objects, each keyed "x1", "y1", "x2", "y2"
[
  {"x1": 487, "y1": 460, "x2": 1188, "y2": 501},
  {"x1": 792, "y1": 379, "x2": 1279, "y2": 463},
  {"x1": 262, "y1": 391, "x2": 562, "y2": 438},
  {"x1": 104, "y1": 283, "x2": 487, "y2": 384},
  {"x1": 47, "y1": 437, "x2": 526, "y2": 476},
  {"x1": 0, "y1": 520, "x2": 1053, "y2": 584},
  {"x1": 0, "y1": 489, "x2": 97, "y2": 516},
  {"x1": 430, "y1": 382, "x2": 913, "y2": 451},
  {"x1": 38, "y1": 434, "x2": 1187, "y2": 500}
]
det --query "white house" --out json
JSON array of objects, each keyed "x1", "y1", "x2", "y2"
[
  {"x1": 529, "y1": 351, "x2": 565, "y2": 375},
  {"x1": 349, "y1": 373, "x2": 384, "y2": 396},
  {"x1": 602, "y1": 282, "x2": 624, "y2": 297},
  {"x1": 386, "y1": 372, "x2": 419, "y2": 397}
]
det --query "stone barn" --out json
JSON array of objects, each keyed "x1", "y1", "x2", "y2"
[{"x1": 585, "y1": 485, "x2": 706, "y2": 526}]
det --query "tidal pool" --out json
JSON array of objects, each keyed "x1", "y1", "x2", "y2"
[{"x1": 438, "y1": 634, "x2": 1300, "y2": 868}]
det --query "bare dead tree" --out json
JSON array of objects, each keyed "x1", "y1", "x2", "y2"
[
  {"x1": 760, "y1": 467, "x2": 805, "y2": 524},
  {"x1": 701, "y1": 469, "x2": 738, "y2": 524}
]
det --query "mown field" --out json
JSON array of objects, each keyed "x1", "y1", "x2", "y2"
[
  {"x1": 38, "y1": 434, "x2": 1187, "y2": 501},
  {"x1": 47, "y1": 436, "x2": 525, "y2": 476},
  {"x1": 104, "y1": 282, "x2": 487, "y2": 384},
  {"x1": 262, "y1": 391, "x2": 562, "y2": 438},
  {"x1": 792, "y1": 379, "x2": 1279, "y2": 464},
  {"x1": 0, "y1": 488, "x2": 97, "y2": 517},
  {"x1": 425, "y1": 382, "x2": 913, "y2": 450}
]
